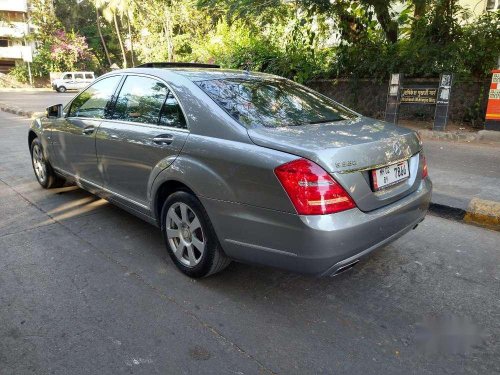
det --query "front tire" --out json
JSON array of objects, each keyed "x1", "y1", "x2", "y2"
[
  {"x1": 57, "y1": 86, "x2": 67, "y2": 93},
  {"x1": 161, "y1": 191, "x2": 231, "y2": 278},
  {"x1": 30, "y1": 138, "x2": 65, "y2": 189}
]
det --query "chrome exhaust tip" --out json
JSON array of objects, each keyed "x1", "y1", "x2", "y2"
[{"x1": 331, "y1": 260, "x2": 359, "y2": 277}]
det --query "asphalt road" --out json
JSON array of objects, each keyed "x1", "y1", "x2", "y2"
[
  {"x1": 0, "y1": 91, "x2": 74, "y2": 113},
  {"x1": 424, "y1": 140, "x2": 500, "y2": 210},
  {"x1": 0, "y1": 111, "x2": 499, "y2": 374}
]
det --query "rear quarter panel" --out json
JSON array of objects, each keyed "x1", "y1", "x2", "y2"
[{"x1": 149, "y1": 134, "x2": 298, "y2": 221}]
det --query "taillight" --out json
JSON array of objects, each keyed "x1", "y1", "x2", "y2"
[
  {"x1": 421, "y1": 155, "x2": 428, "y2": 179},
  {"x1": 274, "y1": 158, "x2": 356, "y2": 215}
]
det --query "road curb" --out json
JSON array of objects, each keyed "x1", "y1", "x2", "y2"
[
  {"x1": 418, "y1": 129, "x2": 500, "y2": 144},
  {"x1": 430, "y1": 198, "x2": 500, "y2": 231},
  {"x1": 463, "y1": 198, "x2": 500, "y2": 231},
  {"x1": 0, "y1": 103, "x2": 44, "y2": 119}
]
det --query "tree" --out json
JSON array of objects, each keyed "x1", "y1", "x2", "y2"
[
  {"x1": 94, "y1": 0, "x2": 129, "y2": 68},
  {"x1": 96, "y1": 7, "x2": 112, "y2": 67}
]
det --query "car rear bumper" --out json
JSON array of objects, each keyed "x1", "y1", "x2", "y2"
[{"x1": 201, "y1": 178, "x2": 432, "y2": 276}]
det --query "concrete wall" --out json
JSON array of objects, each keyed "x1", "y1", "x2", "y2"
[{"x1": 307, "y1": 78, "x2": 490, "y2": 126}]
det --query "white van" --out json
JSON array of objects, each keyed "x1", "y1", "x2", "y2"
[{"x1": 51, "y1": 71, "x2": 95, "y2": 93}]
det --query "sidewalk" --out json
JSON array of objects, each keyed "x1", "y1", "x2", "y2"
[{"x1": 1, "y1": 96, "x2": 499, "y2": 230}]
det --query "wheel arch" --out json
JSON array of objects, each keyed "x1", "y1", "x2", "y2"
[
  {"x1": 28, "y1": 130, "x2": 37, "y2": 152},
  {"x1": 153, "y1": 179, "x2": 196, "y2": 227}
]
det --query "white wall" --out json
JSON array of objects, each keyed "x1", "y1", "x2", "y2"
[{"x1": 0, "y1": 0, "x2": 28, "y2": 13}]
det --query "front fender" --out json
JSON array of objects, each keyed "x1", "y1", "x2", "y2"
[{"x1": 28, "y1": 118, "x2": 49, "y2": 155}]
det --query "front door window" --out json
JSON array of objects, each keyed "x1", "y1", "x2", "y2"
[{"x1": 68, "y1": 75, "x2": 122, "y2": 119}]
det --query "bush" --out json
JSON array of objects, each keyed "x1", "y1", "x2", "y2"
[
  {"x1": 190, "y1": 18, "x2": 332, "y2": 83},
  {"x1": 330, "y1": 10, "x2": 500, "y2": 80}
]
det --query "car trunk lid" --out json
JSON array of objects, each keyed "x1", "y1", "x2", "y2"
[{"x1": 247, "y1": 117, "x2": 423, "y2": 212}]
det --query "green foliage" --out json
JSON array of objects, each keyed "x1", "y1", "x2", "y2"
[
  {"x1": 331, "y1": 8, "x2": 500, "y2": 79},
  {"x1": 10, "y1": 30, "x2": 97, "y2": 83},
  {"x1": 190, "y1": 9, "x2": 332, "y2": 83},
  {"x1": 8, "y1": 0, "x2": 500, "y2": 84},
  {"x1": 460, "y1": 11, "x2": 500, "y2": 77}
]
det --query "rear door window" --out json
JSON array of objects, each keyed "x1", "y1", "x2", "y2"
[
  {"x1": 68, "y1": 75, "x2": 121, "y2": 118},
  {"x1": 74, "y1": 73, "x2": 84, "y2": 80},
  {"x1": 112, "y1": 75, "x2": 169, "y2": 125}
]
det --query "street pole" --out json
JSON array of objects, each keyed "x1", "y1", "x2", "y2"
[
  {"x1": 27, "y1": 60, "x2": 33, "y2": 87},
  {"x1": 22, "y1": 9, "x2": 33, "y2": 87}
]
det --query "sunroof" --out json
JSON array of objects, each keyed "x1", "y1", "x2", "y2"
[{"x1": 135, "y1": 62, "x2": 220, "y2": 69}]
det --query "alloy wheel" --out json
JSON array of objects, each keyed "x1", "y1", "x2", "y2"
[
  {"x1": 165, "y1": 202, "x2": 205, "y2": 267},
  {"x1": 32, "y1": 144, "x2": 47, "y2": 184}
]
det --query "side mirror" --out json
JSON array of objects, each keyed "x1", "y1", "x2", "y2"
[{"x1": 46, "y1": 104, "x2": 63, "y2": 118}]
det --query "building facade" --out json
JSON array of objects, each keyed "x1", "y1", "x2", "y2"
[
  {"x1": 0, "y1": 0, "x2": 34, "y2": 74},
  {"x1": 459, "y1": 0, "x2": 500, "y2": 17}
]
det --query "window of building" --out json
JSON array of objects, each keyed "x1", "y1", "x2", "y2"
[{"x1": 486, "y1": 0, "x2": 499, "y2": 10}]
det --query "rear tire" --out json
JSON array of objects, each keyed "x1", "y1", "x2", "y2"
[
  {"x1": 161, "y1": 191, "x2": 231, "y2": 278},
  {"x1": 57, "y1": 86, "x2": 67, "y2": 93},
  {"x1": 30, "y1": 138, "x2": 65, "y2": 189}
]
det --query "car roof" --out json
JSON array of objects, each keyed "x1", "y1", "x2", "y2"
[{"x1": 113, "y1": 67, "x2": 277, "y2": 82}]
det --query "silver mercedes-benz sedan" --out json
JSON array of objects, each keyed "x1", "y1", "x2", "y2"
[{"x1": 29, "y1": 64, "x2": 432, "y2": 278}]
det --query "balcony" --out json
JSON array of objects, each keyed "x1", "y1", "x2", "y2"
[
  {"x1": 0, "y1": 0, "x2": 28, "y2": 13},
  {"x1": 0, "y1": 46, "x2": 23, "y2": 60},
  {"x1": 0, "y1": 23, "x2": 29, "y2": 38}
]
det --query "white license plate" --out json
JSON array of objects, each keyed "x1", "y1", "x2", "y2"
[{"x1": 371, "y1": 160, "x2": 409, "y2": 190}]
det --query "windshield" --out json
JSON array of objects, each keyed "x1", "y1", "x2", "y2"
[{"x1": 196, "y1": 78, "x2": 357, "y2": 128}]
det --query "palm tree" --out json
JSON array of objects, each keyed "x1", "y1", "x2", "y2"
[
  {"x1": 95, "y1": 7, "x2": 112, "y2": 67},
  {"x1": 94, "y1": 0, "x2": 129, "y2": 68}
]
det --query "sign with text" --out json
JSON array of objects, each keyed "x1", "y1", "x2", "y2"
[
  {"x1": 485, "y1": 70, "x2": 500, "y2": 131},
  {"x1": 400, "y1": 87, "x2": 437, "y2": 104},
  {"x1": 384, "y1": 73, "x2": 402, "y2": 124},
  {"x1": 385, "y1": 73, "x2": 453, "y2": 130},
  {"x1": 433, "y1": 73, "x2": 453, "y2": 131}
]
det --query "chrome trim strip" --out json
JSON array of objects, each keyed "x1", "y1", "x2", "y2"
[
  {"x1": 54, "y1": 167, "x2": 149, "y2": 210},
  {"x1": 96, "y1": 118, "x2": 190, "y2": 133},
  {"x1": 336, "y1": 151, "x2": 421, "y2": 174}
]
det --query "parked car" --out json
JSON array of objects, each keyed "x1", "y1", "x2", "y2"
[
  {"x1": 29, "y1": 63, "x2": 432, "y2": 278},
  {"x1": 51, "y1": 71, "x2": 95, "y2": 93}
]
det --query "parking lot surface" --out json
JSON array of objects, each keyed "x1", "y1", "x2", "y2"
[{"x1": 0, "y1": 111, "x2": 499, "y2": 374}]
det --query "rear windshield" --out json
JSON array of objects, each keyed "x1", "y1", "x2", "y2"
[{"x1": 196, "y1": 78, "x2": 357, "y2": 128}]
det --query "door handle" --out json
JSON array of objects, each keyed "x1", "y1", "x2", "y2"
[
  {"x1": 83, "y1": 125, "x2": 95, "y2": 135},
  {"x1": 153, "y1": 134, "x2": 174, "y2": 145}
]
